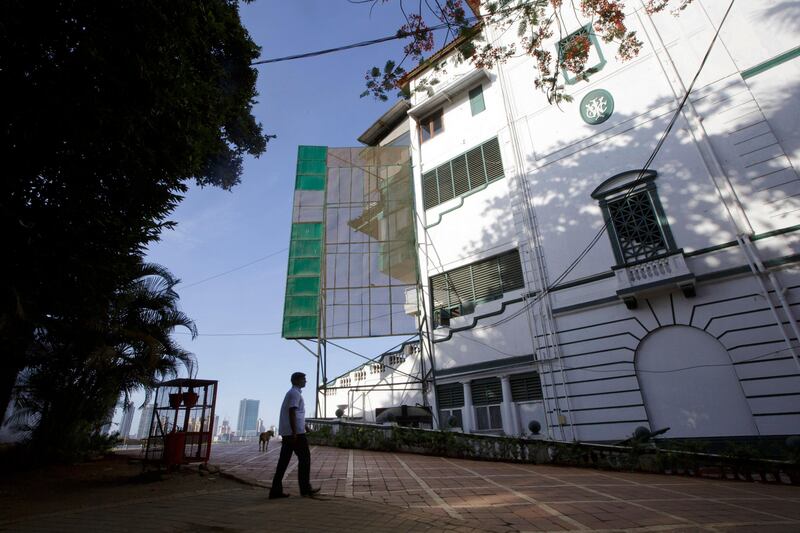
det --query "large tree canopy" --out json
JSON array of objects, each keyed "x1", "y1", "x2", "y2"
[
  {"x1": 361, "y1": 0, "x2": 693, "y2": 103},
  {"x1": 0, "y1": 0, "x2": 269, "y2": 425}
]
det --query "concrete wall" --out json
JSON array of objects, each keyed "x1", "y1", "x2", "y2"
[{"x1": 403, "y1": 0, "x2": 800, "y2": 442}]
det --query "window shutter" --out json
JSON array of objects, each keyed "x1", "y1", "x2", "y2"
[
  {"x1": 436, "y1": 164, "x2": 455, "y2": 203},
  {"x1": 469, "y1": 85, "x2": 486, "y2": 115},
  {"x1": 510, "y1": 372, "x2": 543, "y2": 402},
  {"x1": 437, "y1": 383, "x2": 464, "y2": 409},
  {"x1": 431, "y1": 273, "x2": 457, "y2": 310},
  {"x1": 421, "y1": 138, "x2": 504, "y2": 210},
  {"x1": 483, "y1": 137, "x2": 504, "y2": 182},
  {"x1": 471, "y1": 260, "x2": 503, "y2": 303},
  {"x1": 466, "y1": 145, "x2": 487, "y2": 187},
  {"x1": 451, "y1": 156, "x2": 470, "y2": 197},
  {"x1": 447, "y1": 265, "x2": 473, "y2": 304},
  {"x1": 471, "y1": 377, "x2": 503, "y2": 405},
  {"x1": 422, "y1": 170, "x2": 438, "y2": 210},
  {"x1": 430, "y1": 250, "x2": 524, "y2": 318},
  {"x1": 498, "y1": 251, "x2": 525, "y2": 292}
]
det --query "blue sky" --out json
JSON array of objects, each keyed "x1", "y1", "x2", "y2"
[{"x1": 122, "y1": 1, "x2": 433, "y2": 433}]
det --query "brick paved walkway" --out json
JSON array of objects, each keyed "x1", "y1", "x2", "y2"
[
  {"x1": 4, "y1": 443, "x2": 797, "y2": 532},
  {"x1": 212, "y1": 442, "x2": 800, "y2": 531}
]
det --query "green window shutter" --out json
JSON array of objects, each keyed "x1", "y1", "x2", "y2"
[
  {"x1": 482, "y1": 137, "x2": 504, "y2": 182},
  {"x1": 471, "y1": 260, "x2": 503, "y2": 303},
  {"x1": 471, "y1": 377, "x2": 503, "y2": 406},
  {"x1": 436, "y1": 163, "x2": 455, "y2": 203},
  {"x1": 498, "y1": 250, "x2": 524, "y2": 292},
  {"x1": 510, "y1": 372, "x2": 543, "y2": 402},
  {"x1": 431, "y1": 273, "x2": 457, "y2": 310},
  {"x1": 448, "y1": 265, "x2": 473, "y2": 303},
  {"x1": 420, "y1": 138, "x2": 504, "y2": 210},
  {"x1": 430, "y1": 249, "x2": 525, "y2": 318},
  {"x1": 469, "y1": 85, "x2": 486, "y2": 115},
  {"x1": 422, "y1": 170, "x2": 438, "y2": 210},
  {"x1": 466, "y1": 145, "x2": 487, "y2": 187},
  {"x1": 437, "y1": 383, "x2": 465, "y2": 409},
  {"x1": 452, "y1": 156, "x2": 470, "y2": 197}
]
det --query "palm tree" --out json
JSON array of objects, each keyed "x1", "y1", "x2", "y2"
[{"x1": 12, "y1": 261, "x2": 197, "y2": 460}]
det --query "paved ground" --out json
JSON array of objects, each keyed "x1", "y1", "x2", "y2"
[
  {"x1": 2, "y1": 443, "x2": 798, "y2": 532},
  {"x1": 213, "y1": 442, "x2": 800, "y2": 532}
]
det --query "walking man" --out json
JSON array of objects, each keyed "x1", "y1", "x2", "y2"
[{"x1": 269, "y1": 372, "x2": 319, "y2": 499}]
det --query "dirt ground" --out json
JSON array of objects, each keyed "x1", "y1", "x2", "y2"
[{"x1": 0, "y1": 452, "x2": 246, "y2": 522}]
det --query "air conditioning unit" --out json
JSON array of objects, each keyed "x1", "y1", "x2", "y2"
[{"x1": 404, "y1": 287, "x2": 420, "y2": 316}]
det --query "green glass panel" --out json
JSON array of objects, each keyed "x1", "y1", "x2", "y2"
[
  {"x1": 289, "y1": 257, "x2": 320, "y2": 276},
  {"x1": 288, "y1": 295, "x2": 318, "y2": 314},
  {"x1": 286, "y1": 276, "x2": 320, "y2": 295},
  {"x1": 291, "y1": 223, "x2": 323, "y2": 240},
  {"x1": 297, "y1": 145, "x2": 328, "y2": 161},
  {"x1": 290, "y1": 239, "x2": 322, "y2": 257},
  {"x1": 295, "y1": 174, "x2": 326, "y2": 190},
  {"x1": 282, "y1": 315, "x2": 318, "y2": 339},
  {"x1": 296, "y1": 159, "x2": 327, "y2": 175}
]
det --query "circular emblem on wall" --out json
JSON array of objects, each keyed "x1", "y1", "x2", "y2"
[{"x1": 579, "y1": 88, "x2": 614, "y2": 125}]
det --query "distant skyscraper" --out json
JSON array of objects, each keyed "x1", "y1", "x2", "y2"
[
  {"x1": 213, "y1": 415, "x2": 219, "y2": 436},
  {"x1": 256, "y1": 418, "x2": 265, "y2": 433},
  {"x1": 119, "y1": 401, "x2": 135, "y2": 438},
  {"x1": 219, "y1": 417, "x2": 231, "y2": 441},
  {"x1": 237, "y1": 399, "x2": 259, "y2": 438},
  {"x1": 137, "y1": 404, "x2": 155, "y2": 439}
]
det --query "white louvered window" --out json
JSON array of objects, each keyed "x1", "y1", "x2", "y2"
[
  {"x1": 431, "y1": 249, "x2": 524, "y2": 327},
  {"x1": 422, "y1": 137, "x2": 504, "y2": 210}
]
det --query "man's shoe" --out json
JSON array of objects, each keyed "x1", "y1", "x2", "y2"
[
  {"x1": 301, "y1": 487, "x2": 321, "y2": 497},
  {"x1": 269, "y1": 492, "x2": 290, "y2": 499}
]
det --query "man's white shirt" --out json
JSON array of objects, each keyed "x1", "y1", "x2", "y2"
[{"x1": 278, "y1": 386, "x2": 305, "y2": 436}]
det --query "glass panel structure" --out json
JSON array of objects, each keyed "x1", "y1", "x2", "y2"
[{"x1": 283, "y1": 145, "x2": 420, "y2": 339}]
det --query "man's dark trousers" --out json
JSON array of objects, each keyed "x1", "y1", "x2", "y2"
[{"x1": 270, "y1": 434, "x2": 311, "y2": 496}]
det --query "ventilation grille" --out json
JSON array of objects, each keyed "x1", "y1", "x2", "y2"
[
  {"x1": 421, "y1": 137, "x2": 504, "y2": 210},
  {"x1": 437, "y1": 383, "x2": 465, "y2": 409},
  {"x1": 430, "y1": 249, "x2": 525, "y2": 319},
  {"x1": 510, "y1": 372, "x2": 543, "y2": 402},
  {"x1": 471, "y1": 377, "x2": 503, "y2": 406}
]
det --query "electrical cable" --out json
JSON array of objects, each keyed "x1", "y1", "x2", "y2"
[
  {"x1": 177, "y1": 247, "x2": 288, "y2": 290},
  {"x1": 250, "y1": 2, "x2": 532, "y2": 66}
]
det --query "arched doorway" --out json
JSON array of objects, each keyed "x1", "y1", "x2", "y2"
[{"x1": 635, "y1": 325, "x2": 757, "y2": 438}]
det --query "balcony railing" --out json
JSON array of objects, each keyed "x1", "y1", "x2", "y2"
[{"x1": 613, "y1": 251, "x2": 695, "y2": 309}]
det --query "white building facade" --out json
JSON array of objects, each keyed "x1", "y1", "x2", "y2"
[{"x1": 322, "y1": 0, "x2": 800, "y2": 442}]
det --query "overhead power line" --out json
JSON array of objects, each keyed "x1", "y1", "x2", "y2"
[
  {"x1": 250, "y1": 2, "x2": 531, "y2": 66},
  {"x1": 177, "y1": 247, "x2": 288, "y2": 290}
]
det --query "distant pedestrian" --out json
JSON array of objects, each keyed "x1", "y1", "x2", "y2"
[{"x1": 269, "y1": 372, "x2": 319, "y2": 499}]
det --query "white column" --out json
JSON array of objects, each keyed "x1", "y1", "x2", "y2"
[
  {"x1": 461, "y1": 381, "x2": 474, "y2": 433},
  {"x1": 500, "y1": 375, "x2": 516, "y2": 436}
]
